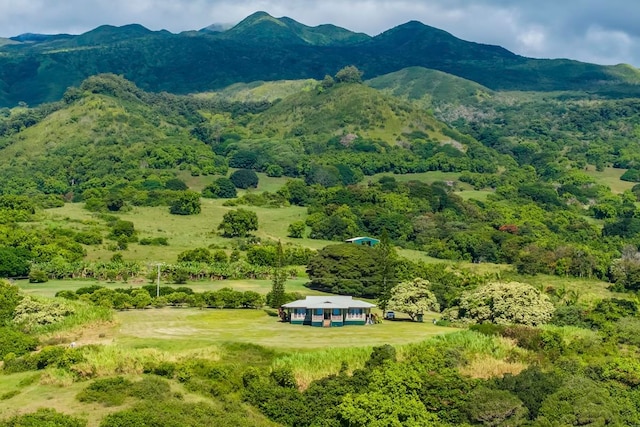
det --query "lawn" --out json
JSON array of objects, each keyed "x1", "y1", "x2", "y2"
[
  {"x1": 113, "y1": 307, "x2": 451, "y2": 352},
  {"x1": 584, "y1": 166, "x2": 635, "y2": 194}
]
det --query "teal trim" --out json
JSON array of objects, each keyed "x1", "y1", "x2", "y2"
[
  {"x1": 291, "y1": 320, "x2": 304, "y2": 325},
  {"x1": 331, "y1": 322, "x2": 344, "y2": 327},
  {"x1": 344, "y1": 320, "x2": 366, "y2": 325},
  {"x1": 311, "y1": 321, "x2": 323, "y2": 327}
]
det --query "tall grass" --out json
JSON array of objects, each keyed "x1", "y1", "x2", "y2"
[
  {"x1": 32, "y1": 301, "x2": 113, "y2": 336},
  {"x1": 272, "y1": 347, "x2": 373, "y2": 388}
]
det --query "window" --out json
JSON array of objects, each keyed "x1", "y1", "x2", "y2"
[
  {"x1": 315, "y1": 309, "x2": 323, "y2": 315},
  {"x1": 333, "y1": 308, "x2": 341, "y2": 315}
]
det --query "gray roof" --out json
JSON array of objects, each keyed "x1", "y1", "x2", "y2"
[{"x1": 282, "y1": 295, "x2": 376, "y2": 309}]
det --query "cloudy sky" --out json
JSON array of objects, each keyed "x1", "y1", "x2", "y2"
[{"x1": 1, "y1": 0, "x2": 638, "y2": 67}]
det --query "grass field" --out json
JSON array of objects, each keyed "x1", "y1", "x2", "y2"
[
  {"x1": 584, "y1": 166, "x2": 635, "y2": 194},
  {"x1": 113, "y1": 307, "x2": 450, "y2": 352}
]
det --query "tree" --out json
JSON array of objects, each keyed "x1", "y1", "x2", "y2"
[
  {"x1": 376, "y1": 229, "x2": 397, "y2": 314},
  {"x1": 169, "y1": 191, "x2": 201, "y2": 215},
  {"x1": 0, "y1": 246, "x2": 32, "y2": 278},
  {"x1": 230, "y1": 169, "x2": 259, "y2": 189},
  {"x1": 287, "y1": 221, "x2": 306, "y2": 238},
  {"x1": 536, "y1": 376, "x2": 629, "y2": 426},
  {"x1": 165, "y1": 178, "x2": 188, "y2": 191},
  {"x1": 202, "y1": 178, "x2": 237, "y2": 199},
  {"x1": 217, "y1": 208, "x2": 258, "y2": 237},
  {"x1": 387, "y1": 278, "x2": 439, "y2": 321},
  {"x1": 306, "y1": 244, "x2": 385, "y2": 297},
  {"x1": 0, "y1": 279, "x2": 23, "y2": 325},
  {"x1": 177, "y1": 248, "x2": 213, "y2": 263},
  {"x1": 465, "y1": 387, "x2": 528, "y2": 426},
  {"x1": 268, "y1": 242, "x2": 287, "y2": 308},
  {"x1": 452, "y1": 282, "x2": 555, "y2": 326},
  {"x1": 335, "y1": 65, "x2": 363, "y2": 83}
]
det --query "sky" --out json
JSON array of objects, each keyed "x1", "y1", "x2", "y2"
[{"x1": 1, "y1": 0, "x2": 638, "y2": 67}]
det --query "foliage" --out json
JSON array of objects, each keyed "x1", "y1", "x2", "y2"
[
  {"x1": 12, "y1": 296, "x2": 76, "y2": 330},
  {"x1": 177, "y1": 247, "x2": 213, "y2": 263},
  {"x1": 287, "y1": 221, "x2": 306, "y2": 238},
  {"x1": 465, "y1": 387, "x2": 528, "y2": 426},
  {"x1": 387, "y1": 278, "x2": 440, "y2": 321},
  {"x1": 451, "y1": 282, "x2": 555, "y2": 326},
  {"x1": 230, "y1": 169, "x2": 259, "y2": 189},
  {"x1": 0, "y1": 326, "x2": 38, "y2": 359},
  {"x1": 169, "y1": 191, "x2": 201, "y2": 215},
  {"x1": 0, "y1": 408, "x2": 86, "y2": 427},
  {"x1": 0, "y1": 246, "x2": 32, "y2": 278},
  {"x1": 306, "y1": 244, "x2": 386, "y2": 297},
  {"x1": 269, "y1": 242, "x2": 287, "y2": 308},
  {"x1": 335, "y1": 66, "x2": 364, "y2": 84},
  {"x1": 202, "y1": 177, "x2": 237, "y2": 198},
  {"x1": 0, "y1": 279, "x2": 22, "y2": 325},
  {"x1": 218, "y1": 208, "x2": 258, "y2": 237}
]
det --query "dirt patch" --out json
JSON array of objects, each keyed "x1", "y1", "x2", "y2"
[{"x1": 41, "y1": 321, "x2": 118, "y2": 347}]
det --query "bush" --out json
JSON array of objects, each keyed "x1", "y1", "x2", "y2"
[
  {"x1": 139, "y1": 237, "x2": 169, "y2": 246},
  {"x1": 0, "y1": 327, "x2": 38, "y2": 359},
  {"x1": 287, "y1": 221, "x2": 306, "y2": 238},
  {"x1": 202, "y1": 177, "x2": 237, "y2": 198},
  {"x1": 0, "y1": 408, "x2": 86, "y2": 427},
  {"x1": 230, "y1": 169, "x2": 259, "y2": 189},
  {"x1": 28, "y1": 268, "x2": 49, "y2": 283},
  {"x1": 74, "y1": 231, "x2": 103, "y2": 245},
  {"x1": 177, "y1": 248, "x2": 213, "y2": 263},
  {"x1": 169, "y1": 191, "x2": 201, "y2": 215},
  {"x1": 77, "y1": 376, "x2": 133, "y2": 406}
]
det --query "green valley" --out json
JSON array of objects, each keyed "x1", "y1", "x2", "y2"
[{"x1": 1, "y1": 12, "x2": 640, "y2": 427}]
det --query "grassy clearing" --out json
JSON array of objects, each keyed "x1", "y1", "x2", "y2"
[
  {"x1": 584, "y1": 166, "x2": 635, "y2": 194},
  {"x1": 113, "y1": 307, "x2": 452, "y2": 352}
]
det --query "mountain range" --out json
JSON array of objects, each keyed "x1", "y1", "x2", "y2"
[{"x1": 1, "y1": 11, "x2": 639, "y2": 107}]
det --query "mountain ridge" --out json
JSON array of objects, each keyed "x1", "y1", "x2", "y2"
[{"x1": 0, "y1": 11, "x2": 639, "y2": 107}]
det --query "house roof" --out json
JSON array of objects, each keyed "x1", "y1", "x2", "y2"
[
  {"x1": 345, "y1": 236, "x2": 380, "y2": 242},
  {"x1": 282, "y1": 295, "x2": 376, "y2": 309}
]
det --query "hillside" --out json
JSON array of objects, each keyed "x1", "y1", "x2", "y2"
[
  {"x1": 0, "y1": 75, "x2": 227, "y2": 194},
  {"x1": 1, "y1": 12, "x2": 640, "y2": 107},
  {"x1": 247, "y1": 81, "x2": 447, "y2": 142},
  {"x1": 366, "y1": 66, "x2": 493, "y2": 106}
]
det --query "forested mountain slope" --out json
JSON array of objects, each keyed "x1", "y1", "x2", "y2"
[{"x1": 1, "y1": 12, "x2": 640, "y2": 107}]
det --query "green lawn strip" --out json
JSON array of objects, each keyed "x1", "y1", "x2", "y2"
[{"x1": 113, "y1": 307, "x2": 451, "y2": 352}]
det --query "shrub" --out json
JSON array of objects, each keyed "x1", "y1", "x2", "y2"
[
  {"x1": 177, "y1": 247, "x2": 213, "y2": 263},
  {"x1": 13, "y1": 296, "x2": 76, "y2": 329},
  {"x1": 77, "y1": 376, "x2": 133, "y2": 406},
  {"x1": 28, "y1": 268, "x2": 49, "y2": 283},
  {"x1": 169, "y1": 191, "x2": 201, "y2": 215},
  {"x1": 74, "y1": 231, "x2": 103, "y2": 245},
  {"x1": 287, "y1": 221, "x2": 306, "y2": 238},
  {"x1": 0, "y1": 408, "x2": 86, "y2": 427},
  {"x1": 230, "y1": 169, "x2": 259, "y2": 189},
  {"x1": 202, "y1": 177, "x2": 237, "y2": 198},
  {"x1": 0, "y1": 326, "x2": 38, "y2": 359},
  {"x1": 139, "y1": 237, "x2": 169, "y2": 246}
]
